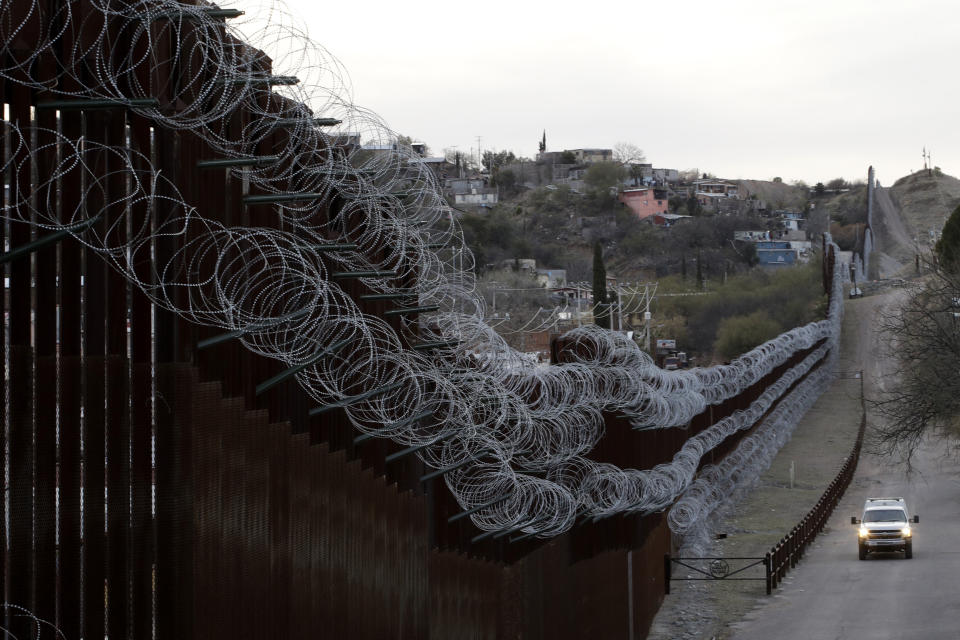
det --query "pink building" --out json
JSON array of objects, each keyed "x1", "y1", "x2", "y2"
[{"x1": 618, "y1": 187, "x2": 668, "y2": 220}]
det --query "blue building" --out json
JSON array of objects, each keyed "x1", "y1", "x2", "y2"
[{"x1": 757, "y1": 247, "x2": 797, "y2": 267}]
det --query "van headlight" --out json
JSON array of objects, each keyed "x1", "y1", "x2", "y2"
[
  {"x1": 902, "y1": 527, "x2": 912, "y2": 537},
  {"x1": 858, "y1": 527, "x2": 868, "y2": 538}
]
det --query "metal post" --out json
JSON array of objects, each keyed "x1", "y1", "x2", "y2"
[
  {"x1": 765, "y1": 553, "x2": 772, "y2": 595},
  {"x1": 663, "y1": 554, "x2": 671, "y2": 595},
  {"x1": 644, "y1": 284, "x2": 652, "y2": 352}
]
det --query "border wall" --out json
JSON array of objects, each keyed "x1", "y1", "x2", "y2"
[{"x1": 0, "y1": 2, "x2": 839, "y2": 638}]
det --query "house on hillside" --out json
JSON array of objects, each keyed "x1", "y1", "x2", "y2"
[
  {"x1": 694, "y1": 179, "x2": 739, "y2": 211},
  {"x1": 571, "y1": 148, "x2": 614, "y2": 164},
  {"x1": 652, "y1": 168, "x2": 680, "y2": 184},
  {"x1": 619, "y1": 187, "x2": 669, "y2": 220},
  {"x1": 536, "y1": 268, "x2": 567, "y2": 288},
  {"x1": 411, "y1": 156, "x2": 455, "y2": 180},
  {"x1": 734, "y1": 230, "x2": 772, "y2": 241},
  {"x1": 454, "y1": 189, "x2": 498, "y2": 207},
  {"x1": 446, "y1": 177, "x2": 486, "y2": 194},
  {"x1": 775, "y1": 210, "x2": 805, "y2": 232},
  {"x1": 646, "y1": 213, "x2": 691, "y2": 227},
  {"x1": 497, "y1": 258, "x2": 537, "y2": 273},
  {"x1": 756, "y1": 240, "x2": 797, "y2": 267}
]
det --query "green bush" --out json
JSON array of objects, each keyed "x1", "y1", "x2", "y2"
[
  {"x1": 657, "y1": 258, "x2": 826, "y2": 360},
  {"x1": 714, "y1": 310, "x2": 783, "y2": 361}
]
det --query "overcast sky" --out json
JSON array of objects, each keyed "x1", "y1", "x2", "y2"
[{"x1": 259, "y1": 0, "x2": 960, "y2": 185}]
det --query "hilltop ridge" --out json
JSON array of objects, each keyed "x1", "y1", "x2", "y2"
[{"x1": 888, "y1": 170, "x2": 960, "y2": 247}]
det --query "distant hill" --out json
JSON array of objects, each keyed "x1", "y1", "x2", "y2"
[
  {"x1": 736, "y1": 180, "x2": 808, "y2": 211},
  {"x1": 887, "y1": 170, "x2": 960, "y2": 248}
]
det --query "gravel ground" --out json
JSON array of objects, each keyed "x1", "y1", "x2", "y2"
[{"x1": 646, "y1": 293, "x2": 881, "y2": 640}]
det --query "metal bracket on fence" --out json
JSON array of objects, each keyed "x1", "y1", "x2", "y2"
[
  {"x1": 411, "y1": 340, "x2": 460, "y2": 352},
  {"x1": 196, "y1": 308, "x2": 311, "y2": 350},
  {"x1": 383, "y1": 305, "x2": 439, "y2": 317},
  {"x1": 419, "y1": 451, "x2": 490, "y2": 483},
  {"x1": 243, "y1": 192, "x2": 326, "y2": 205},
  {"x1": 147, "y1": 8, "x2": 245, "y2": 19},
  {"x1": 254, "y1": 337, "x2": 354, "y2": 396},
  {"x1": 197, "y1": 156, "x2": 280, "y2": 169},
  {"x1": 384, "y1": 439, "x2": 440, "y2": 464},
  {"x1": 312, "y1": 243, "x2": 357, "y2": 252},
  {"x1": 36, "y1": 98, "x2": 159, "y2": 111},
  {"x1": 494, "y1": 521, "x2": 535, "y2": 540},
  {"x1": 352, "y1": 410, "x2": 434, "y2": 445},
  {"x1": 0, "y1": 214, "x2": 103, "y2": 264},
  {"x1": 448, "y1": 492, "x2": 512, "y2": 524},
  {"x1": 308, "y1": 381, "x2": 404, "y2": 417},
  {"x1": 330, "y1": 270, "x2": 396, "y2": 279},
  {"x1": 470, "y1": 529, "x2": 500, "y2": 544},
  {"x1": 509, "y1": 529, "x2": 539, "y2": 544},
  {"x1": 360, "y1": 292, "x2": 417, "y2": 301},
  {"x1": 271, "y1": 117, "x2": 342, "y2": 127},
  {"x1": 214, "y1": 75, "x2": 299, "y2": 86}
]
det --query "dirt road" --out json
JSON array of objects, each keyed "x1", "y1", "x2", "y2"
[
  {"x1": 648, "y1": 292, "x2": 896, "y2": 639},
  {"x1": 726, "y1": 286, "x2": 960, "y2": 639}
]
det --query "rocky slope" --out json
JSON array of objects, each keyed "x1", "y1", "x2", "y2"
[{"x1": 887, "y1": 170, "x2": 960, "y2": 249}]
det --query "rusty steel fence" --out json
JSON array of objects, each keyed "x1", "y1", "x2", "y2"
[
  {"x1": 766, "y1": 382, "x2": 866, "y2": 594},
  {"x1": 0, "y1": 1, "x2": 844, "y2": 638}
]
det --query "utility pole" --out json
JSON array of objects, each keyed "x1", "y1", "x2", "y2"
[
  {"x1": 576, "y1": 284, "x2": 582, "y2": 327},
  {"x1": 644, "y1": 283, "x2": 652, "y2": 353}
]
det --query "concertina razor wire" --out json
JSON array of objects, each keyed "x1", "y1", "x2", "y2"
[{"x1": 0, "y1": 0, "x2": 843, "y2": 541}]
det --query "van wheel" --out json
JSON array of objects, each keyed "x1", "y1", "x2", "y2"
[{"x1": 905, "y1": 543, "x2": 912, "y2": 559}]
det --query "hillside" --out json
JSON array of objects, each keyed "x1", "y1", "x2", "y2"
[
  {"x1": 888, "y1": 170, "x2": 960, "y2": 249},
  {"x1": 736, "y1": 179, "x2": 808, "y2": 211}
]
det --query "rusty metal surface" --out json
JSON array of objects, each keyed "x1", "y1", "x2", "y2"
[{"x1": 0, "y1": 4, "x2": 842, "y2": 639}]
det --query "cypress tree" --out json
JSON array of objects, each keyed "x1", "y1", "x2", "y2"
[
  {"x1": 593, "y1": 242, "x2": 610, "y2": 329},
  {"x1": 696, "y1": 250, "x2": 704, "y2": 290},
  {"x1": 936, "y1": 204, "x2": 960, "y2": 270}
]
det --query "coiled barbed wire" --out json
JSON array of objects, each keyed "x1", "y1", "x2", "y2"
[
  {"x1": 0, "y1": 0, "x2": 845, "y2": 540},
  {"x1": 0, "y1": 603, "x2": 65, "y2": 639}
]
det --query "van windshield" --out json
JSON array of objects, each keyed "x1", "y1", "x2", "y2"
[{"x1": 863, "y1": 509, "x2": 906, "y2": 523}]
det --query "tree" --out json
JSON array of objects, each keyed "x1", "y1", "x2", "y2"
[
  {"x1": 482, "y1": 149, "x2": 517, "y2": 173},
  {"x1": 873, "y1": 260, "x2": 960, "y2": 460},
  {"x1": 560, "y1": 150, "x2": 577, "y2": 164},
  {"x1": 592, "y1": 242, "x2": 610, "y2": 329},
  {"x1": 613, "y1": 142, "x2": 646, "y2": 166},
  {"x1": 584, "y1": 161, "x2": 626, "y2": 194},
  {"x1": 826, "y1": 177, "x2": 847, "y2": 191},
  {"x1": 814, "y1": 182, "x2": 826, "y2": 197},
  {"x1": 935, "y1": 204, "x2": 960, "y2": 268},
  {"x1": 493, "y1": 169, "x2": 519, "y2": 195},
  {"x1": 696, "y1": 250, "x2": 704, "y2": 290},
  {"x1": 479, "y1": 269, "x2": 554, "y2": 351},
  {"x1": 714, "y1": 310, "x2": 782, "y2": 360},
  {"x1": 685, "y1": 195, "x2": 702, "y2": 216},
  {"x1": 668, "y1": 195, "x2": 684, "y2": 213}
]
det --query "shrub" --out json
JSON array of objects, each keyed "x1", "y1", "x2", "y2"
[{"x1": 714, "y1": 310, "x2": 783, "y2": 361}]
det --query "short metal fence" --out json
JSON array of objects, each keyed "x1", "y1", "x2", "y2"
[
  {"x1": 665, "y1": 374, "x2": 866, "y2": 597},
  {"x1": 664, "y1": 555, "x2": 769, "y2": 594},
  {"x1": 767, "y1": 384, "x2": 866, "y2": 592}
]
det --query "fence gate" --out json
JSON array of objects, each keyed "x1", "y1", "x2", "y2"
[{"x1": 664, "y1": 554, "x2": 772, "y2": 595}]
